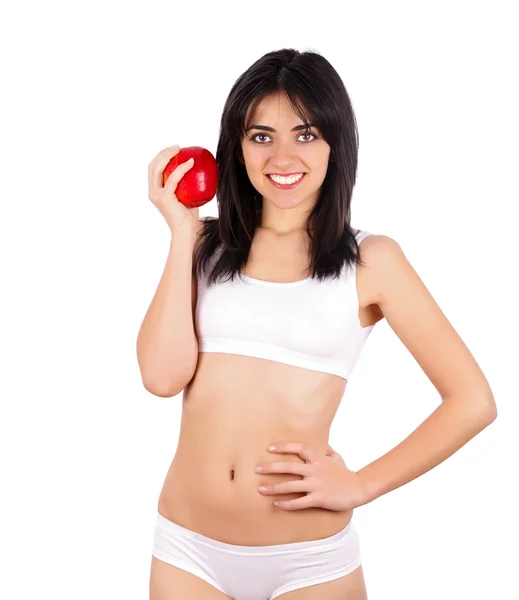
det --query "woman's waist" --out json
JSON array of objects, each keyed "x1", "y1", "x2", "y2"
[
  {"x1": 158, "y1": 451, "x2": 353, "y2": 545},
  {"x1": 165, "y1": 433, "x2": 328, "y2": 509}
]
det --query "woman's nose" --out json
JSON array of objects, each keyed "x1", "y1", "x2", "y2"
[{"x1": 270, "y1": 141, "x2": 298, "y2": 164}]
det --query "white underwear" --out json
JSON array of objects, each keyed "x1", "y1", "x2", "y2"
[{"x1": 152, "y1": 511, "x2": 362, "y2": 600}]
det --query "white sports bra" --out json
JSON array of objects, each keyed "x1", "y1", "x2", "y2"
[{"x1": 194, "y1": 229, "x2": 377, "y2": 381}]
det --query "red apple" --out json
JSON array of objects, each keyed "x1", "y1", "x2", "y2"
[{"x1": 163, "y1": 146, "x2": 218, "y2": 208}]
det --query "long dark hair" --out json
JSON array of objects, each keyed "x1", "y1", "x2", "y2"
[{"x1": 194, "y1": 47, "x2": 366, "y2": 287}]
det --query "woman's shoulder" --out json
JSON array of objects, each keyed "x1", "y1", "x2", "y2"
[
  {"x1": 356, "y1": 232, "x2": 413, "y2": 307},
  {"x1": 357, "y1": 232, "x2": 399, "y2": 253}
]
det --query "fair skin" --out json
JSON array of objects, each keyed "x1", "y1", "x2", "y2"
[
  {"x1": 240, "y1": 91, "x2": 331, "y2": 236},
  {"x1": 149, "y1": 94, "x2": 497, "y2": 600}
]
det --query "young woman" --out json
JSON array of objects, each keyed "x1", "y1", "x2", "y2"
[{"x1": 139, "y1": 48, "x2": 497, "y2": 600}]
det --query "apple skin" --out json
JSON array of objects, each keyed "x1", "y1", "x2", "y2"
[{"x1": 162, "y1": 146, "x2": 218, "y2": 208}]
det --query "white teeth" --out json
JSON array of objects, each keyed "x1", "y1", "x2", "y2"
[{"x1": 269, "y1": 173, "x2": 304, "y2": 185}]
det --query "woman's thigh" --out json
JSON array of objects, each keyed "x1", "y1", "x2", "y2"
[
  {"x1": 149, "y1": 556, "x2": 232, "y2": 600},
  {"x1": 272, "y1": 565, "x2": 368, "y2": 600}
]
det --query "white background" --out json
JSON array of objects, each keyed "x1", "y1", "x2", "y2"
[{"x1": 1, "y1": 1, "x2": 517, "y2": 598}]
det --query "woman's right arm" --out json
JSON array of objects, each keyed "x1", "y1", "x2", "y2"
[
  {"x1": 136, "y1": 228, "x2": 200, "y2": 397},
  {"x1": 137, "y1": 145, "x2": 204, "y2": 397}
]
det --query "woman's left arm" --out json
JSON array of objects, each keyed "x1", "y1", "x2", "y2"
[
  {"x1": 356, "y1": 389, "x2": 496, "y2": 505},
  {"x1": 355, "y1": 235, "x2": 497, "y2": 506}
]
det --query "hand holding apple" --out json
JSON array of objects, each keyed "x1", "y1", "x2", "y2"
[
  {"x1": 148, "y1": 145, "x2": 200, "y2": 234},
  {"x1": 163, "y1": 146, "x2": 217, "y2": 209}
]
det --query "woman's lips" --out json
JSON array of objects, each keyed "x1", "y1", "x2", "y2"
[{"x1": 266, "y1": 173, "x2": 306, "y2": 189}]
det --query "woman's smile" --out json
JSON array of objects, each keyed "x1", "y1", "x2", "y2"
[{"x1": 266, "y1": 173, "x2": 306, "y2": 189}]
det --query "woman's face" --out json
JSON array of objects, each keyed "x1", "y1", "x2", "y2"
[{"x1": 240, "y1": 92, "x2": 331, "y2": 223}]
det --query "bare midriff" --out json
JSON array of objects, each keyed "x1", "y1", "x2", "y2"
[
  {"x1": 156, "y1": 228, "x2": 380, "y2": 546},
  {"x1": 157, "y1": 351, "x2": 352, "y2": 546}
]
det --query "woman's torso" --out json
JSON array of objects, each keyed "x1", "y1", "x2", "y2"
[{"x1": 157, "y1": 227, "x2": 381, "y2": 546}]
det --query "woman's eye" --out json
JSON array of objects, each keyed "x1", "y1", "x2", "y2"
[
  {"x1": 251, "y1": 132, "x2": 316, "y2": 143},
  {"x1": 300, "y1": 132, "x2": 316, "y2": 142}
]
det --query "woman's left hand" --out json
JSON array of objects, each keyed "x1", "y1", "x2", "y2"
[{"x1": 255, "y1": 441, "x2": 367, "y2": 512}]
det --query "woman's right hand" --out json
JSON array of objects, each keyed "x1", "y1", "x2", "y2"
[{"x1": 148, "y1": 145, "x2": 200, "y2": 236}]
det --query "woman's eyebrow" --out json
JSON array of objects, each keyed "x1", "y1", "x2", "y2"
[{"x1": 246, "y1": 123, "x2": 318, "y2": 133}]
